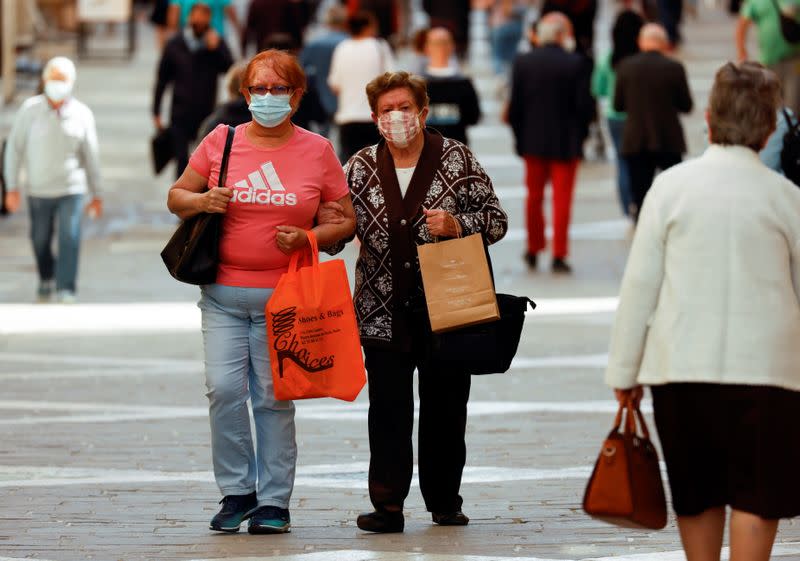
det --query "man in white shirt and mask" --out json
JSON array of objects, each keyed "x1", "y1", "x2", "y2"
[{"x1": 3, "y1": 56, "x2": 103, "y2": 303}]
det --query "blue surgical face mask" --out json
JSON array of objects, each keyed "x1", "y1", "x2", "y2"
[{"x1": 249, "y1": 93, "x2": 292, "y2": 128}]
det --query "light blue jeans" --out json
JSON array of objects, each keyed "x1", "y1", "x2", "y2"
[
  {"x1": 198, "y1": 283, "x2": 296, "y2": 509},
  {"x1": 28, "y1": 194, "x2": 83, "y2": 293}
]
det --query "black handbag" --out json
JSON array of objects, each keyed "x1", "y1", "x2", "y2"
[
  {"x1": 424, "y1": 293, "x2": 536, "y2": 374},
  {"x1": 414, "y1": 239, "x2": 536, "y2": 374},
  {"x1": 160, "y1": 125, "x2": 234, "y2": 285},
  {"x1": 151, "y1": 127, "x2": 174, "y2": 175},
  {"x1": 771, "y1": 0, "x2": 800, "y2": 43}
]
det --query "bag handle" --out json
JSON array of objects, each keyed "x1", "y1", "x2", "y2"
[
  {"x1": 288, "y1": 229, "x2": 319, "y2": 272},
  {"x1": 287, "y1": 230, "x2": 323, "y2": 304},
  {"x1": 424, "y1": 208, "x2": 463, "y2": 244},
  {"x1": 611, "y1": 394, "x2": 651, "y2": 440}
]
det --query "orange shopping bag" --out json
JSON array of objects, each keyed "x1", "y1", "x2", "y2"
[{"x1": 266, "y1": 230, "x2": 366, "y2": 401}]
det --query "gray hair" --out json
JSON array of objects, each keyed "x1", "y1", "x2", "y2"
[
  {"x1": 42, "y1": 56, "x2": 76, "y2": 83},
  {"x1": 708, "y1": 61, "x2": 781, "y2": 151}
]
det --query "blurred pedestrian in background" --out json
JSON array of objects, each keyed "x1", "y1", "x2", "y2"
[
  {"x1": 153, "y1": 2, "x2": 234, "y2": 179},
  {"x1": 199, "y1": 63, "x2": 251, "y2": 138},
  {"x1": 614, "y1": 23, "x2": 692, "y2": 219},
  {"x1": 150, "y1": 0, "x2": 171, "y2": 49},
  {"x1": 328, "y1": 11, "x2": 396, "y2": 162},
  {"x1": 607, "y1": 62, "x2": 800, "y2": 561},
  {"x1": 657, "y1": 0, "x2": 683, "y2": 46},
  {"x1": 408, "y1": 28, "x2": 431, "y2": 75},
  {"x1": 736, "y1": 0, "x2": 800, "y2": 114},
  {"x1": 423, "y1": 0, "x2": 472, "y2": 58},
  {"x1": 507, "y1": 13, "x2": 593, "y2": 273},
  {"x1": 3, "y1": 57, "x2": 103, "y2": 304},
  {"x1": 350, "y1": 0, "x2": 400, "y2": 44},
  {"x1": 300, "y1": 4, "x2": 350, "y2": 138},
  {"x1": 488, "y1": 0, "x2": 526, "y2": 77},
  {"x1": 241, "y1": 0, "x2": 311, "y2": 56},
  {"x1": 423, "y1": 27, "x2": 481, "y2": 145},
  {"x1": 592, "y1": 9, "x2": 644, "y2": 218},
  {"x1": 168, "y1": 0, "x2": 241, "y2": 40},
  {"x1": 329, "y1": 71, "x2": 507, "y2": 534},
  {"x1": 540, "y1": 0, "x2": 604, "y2": 159},
  {"x1": 166, "y1": 49, "x2": 355, "y2": 535},
  {"x1": 541, "y1": 0, "x2": 597, "y2": 55}
]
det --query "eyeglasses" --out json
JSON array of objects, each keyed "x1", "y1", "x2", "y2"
[{"x1": 248, "y1": 85, "x2": 292, "y2": 96}]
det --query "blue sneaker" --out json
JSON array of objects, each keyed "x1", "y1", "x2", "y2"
[
  {"x1": 209, "y1": 492, "x2": 258, "y2": 533},
  {"x1": 247, "y1": 505, "x2": 291, "y2": 534}
]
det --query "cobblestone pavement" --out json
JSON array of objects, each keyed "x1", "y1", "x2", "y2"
[{"x1": 2, "y1": 2, "x2": 800, "y2": 561}]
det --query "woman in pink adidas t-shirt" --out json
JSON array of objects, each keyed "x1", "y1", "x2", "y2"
[{"x1": 167, "y1": 50, "x2": 355, "y2": 534}]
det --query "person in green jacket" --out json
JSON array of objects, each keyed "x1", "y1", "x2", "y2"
[{"x1": 592, "y1": 10, "x2": 643, "y2": 217}]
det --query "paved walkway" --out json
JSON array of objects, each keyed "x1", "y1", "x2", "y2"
[{"x1": 2, "y1": 3, "x2": 800, "y2": 561}]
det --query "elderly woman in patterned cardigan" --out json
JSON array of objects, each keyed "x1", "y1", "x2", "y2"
[{"x1": 328, "y1": 71, "x2": 508, "y2": 533}]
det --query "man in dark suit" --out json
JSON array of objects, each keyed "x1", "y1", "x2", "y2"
[
  {"x1": 507, "y1": 12, "x2": 594, "y2": 273},
  {"x1": 153, "y1": 2, "x2": 233, "y2": 179},
  {"x1": 614, "y1": 23, "x2": 693, "y2": 217}
]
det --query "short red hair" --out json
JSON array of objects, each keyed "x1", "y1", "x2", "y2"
[{"x1": 241, "y1": 49, "x2": 307, "y2": 93}]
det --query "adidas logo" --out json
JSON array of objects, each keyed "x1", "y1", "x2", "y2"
[{"x1": 231, "y1": 161, "x2": 298, "y2": 206}]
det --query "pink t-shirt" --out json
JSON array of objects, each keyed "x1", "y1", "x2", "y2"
[{"x1": 189, "y1": 124, "x2": 349, "y2": 288}]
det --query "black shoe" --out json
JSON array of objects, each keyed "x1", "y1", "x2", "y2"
[
  {"x1": 432, "y1": 511, "x2": 470, "y2": 526},
  {"x1": 356, "y1": 510, "x2": 404, "y2": 533},
  {"x1": 524, "y1": 253, "x2": 538, "y2": 269},
  {"x1": 209, "y1": 492, "x2": 258, "y2": 533},
  {"x1": 247, "y1": 505, "x2": 291, "y2": 534},
  {"x1": 551, "y1": 258, "x2": 572, "y2": 274}
]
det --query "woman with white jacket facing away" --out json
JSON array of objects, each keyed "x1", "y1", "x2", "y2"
[{"x1": 606, "y1": 61, "x2": 800, "y2": 561}]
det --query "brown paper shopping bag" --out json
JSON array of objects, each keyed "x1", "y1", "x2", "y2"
[{"x1": 417, "y1": 233, "x2": 500, "y2": 333}]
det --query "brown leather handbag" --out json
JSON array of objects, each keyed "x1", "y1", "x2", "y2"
[{"x1": 582, "y1": 396, "x2": 668, "y2": 530}]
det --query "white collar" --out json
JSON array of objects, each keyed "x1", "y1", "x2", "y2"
[
  {"x1": 704, "y1": 144, "x2": 763, "y2": 166},
  {"x1": 426, "y1": 66, "x2": 459, "y2": 78}
]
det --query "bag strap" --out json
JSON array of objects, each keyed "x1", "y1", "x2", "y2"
[
  {"x1": 769, "y1": 0, "x2": 797, "y2": 25},
  {"x1": 218, "y1": 125, "x2": 235, "y2": 188}
]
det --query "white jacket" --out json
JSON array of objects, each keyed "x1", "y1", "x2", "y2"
[{"x1": 606, "y1": 144, "x2": 800, "y2": 392}]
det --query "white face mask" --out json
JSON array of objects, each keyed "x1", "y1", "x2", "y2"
[
  {"x1": 377, "y1": 110, "x2": 421, "y2": 148},
  {"x1": 44, "y1": 80, "x2": 73, "y2": 102},
  {"x1": 562, "y1": 36, "x2": 577, "y2": 52}
]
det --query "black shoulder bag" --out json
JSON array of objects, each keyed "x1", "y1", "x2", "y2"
[
  {"x1": 771, "y1": 0, "x2": 800, "y2": 43},
  {"x1": 161, "y1": 125, "x2": 234, "y2": 285},
  {"x1": 414, "y1": 240, "x2": 536, "y2": 375}
]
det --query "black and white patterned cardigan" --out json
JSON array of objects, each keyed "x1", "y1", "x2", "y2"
[{"x1": 329, "y1": 130, "x2": 508, "y2": 350}]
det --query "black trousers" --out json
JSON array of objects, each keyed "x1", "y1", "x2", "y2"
[
  {"x1": 626, "y1": 151, "x2": 682, "y2": 218},
  {"x1": 363, "y1": 337, "x2": 471, "y2": 514},
  {"x1": 338, "y1": 122, "x2": 381, "y2": 163}
]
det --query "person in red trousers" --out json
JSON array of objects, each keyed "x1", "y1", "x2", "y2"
[{"x1": 506, "y1": 13, "x2": 593, "y2": 273}]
